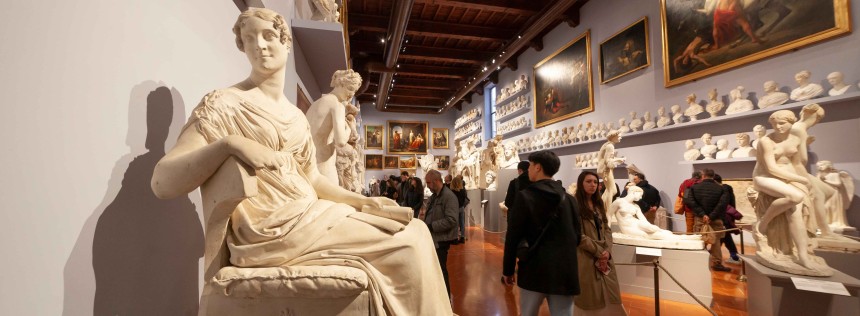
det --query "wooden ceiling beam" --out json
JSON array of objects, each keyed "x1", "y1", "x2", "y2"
[
  {"x1": 365, "y1": 62, "x2": 476, "y2": 79},
  {"x1": 350, "y1": 13, "x2": 516, "y2": 42},
  {"x1": 413, "y1": 0, "x2": 542, "y2": 15},
  {"x1": 352, "y1": 41, "x2": 494, "y2": 65}
]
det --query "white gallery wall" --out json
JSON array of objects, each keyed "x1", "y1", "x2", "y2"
[
  {"x1": 459, "y1": 0, "x2": 860, "y2": 232},
  {"x1": 0, "y1": 1, "x2": 319, "y2": 314}
]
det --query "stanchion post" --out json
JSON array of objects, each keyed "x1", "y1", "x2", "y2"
[
  {"x1": 653, "y1": 259, "x2": 660, "y2": 316},
  {"x1": 738, "y1": 228, "x2": 747, "y2": 282}
]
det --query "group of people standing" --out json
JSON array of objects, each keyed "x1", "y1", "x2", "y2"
[{"x1": 502, "y1": 151, "x2": 627, "y2": 316}]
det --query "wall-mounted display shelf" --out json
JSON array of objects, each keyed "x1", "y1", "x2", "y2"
[
  {"x1": 496, "y1": 87, "x2": 530, "y2": 106},
  {"x1": 520, "y1": 91, "x2": 860, "y2": 154},
  {"x1": 678, "y1": 157, "x2": 756, "y2": 164},
  {"x1": 455, "y1": 108, "x2": 482, "y2": 129},
  {"x1": 497, "y1": 101, "x2": 531, "y2": 123},
  {"x1": 455, "y1": 127, "x2": 482, "y2": 142},
  {"x1": 500, "y1": 124, "x2": 530, "y2": 138}
]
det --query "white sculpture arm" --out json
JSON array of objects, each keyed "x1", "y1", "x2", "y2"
[
  {"x1": 152, "y1": 125, "x2": 284, "y2": 199},
  {"x1": 331, "y1": 102, "x2": 350, "y2": 147}
]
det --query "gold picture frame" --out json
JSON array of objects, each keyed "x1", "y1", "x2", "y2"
[
  {"x1": 364, "y1": 154, "x2": 383, "y2": 170},
  {"x1": 387, "y1": 120, "x2": 429, "y2": 154},
  {"x1": 398, "y1": 155, "x2": 417, "y2": 170},
  {"x1": 660, "y1": 0, "x2": 851, "y2": 87},
  {"x1": 431, "y1": 128, "x2": 449, "y2": 149},
  {"x1": 533, "y1": 30, "x2": 594, "y2": 128},
  {"x1": 364, "y1": 125, "x2": 384, "y2": 150},
  {"x1": 599, "y1": 16, "x2": 651, "y2": 84},
  {"x1": 383, "y1": 156, "x2": 399, "y2": 169}
]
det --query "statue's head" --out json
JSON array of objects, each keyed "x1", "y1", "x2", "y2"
[
  {"x1": 768, "y1": 110, "x2": 797, "y2": 133},
  {"x1": 685, "y1": 139, "x2": 695, "y2": 149},
  {"x1": 827, "y1": 72, "x2": 844, "y2": 85},
  {"x1": 485, "y1": 171, "x2": 496, "y2": 184},
  {"x1": 735, "y1": 133, "x2": 750, "y2": 146},
  {"x1": 817, "y1": 160, "x2": 834, "y2": 172},
  {"x1": 700, "y1": 133, "x2": 712, "y2": 144},
  {"x1": 626, "y1": 186, "x2": 644, "y2": 201},
  {"x1": 606, "y1": 129, "x2": 621, "y2": 143},
  {"x1": 233, "y1": 8, "x2": 292, "y2": 73},
  {"x1": 331, "y1": 69, "x2": 362, "y2": 93},
  {"x1": 730, "y1": 86, "x2": 744, "y2": 100},
  {"x1": 717, "y1": 138, "x2": 729, "y2": 150},
  {"x1": 753, "y1": 124, "x2": 766, "y2": 137},
  {"x1": 763, "y1": 80, "x2": 778, "y2": 92},
  {"x1": 795, "y1": 70, "x2": 811, "y2": 84}
]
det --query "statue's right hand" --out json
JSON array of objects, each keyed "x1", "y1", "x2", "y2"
[{"x1": 225, "y1": 135, "x2": 285, "y2": 170}]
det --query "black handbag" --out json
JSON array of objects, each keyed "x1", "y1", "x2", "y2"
[{"x1": 516, "y1": 219, "x2": 552, "y2": 262}]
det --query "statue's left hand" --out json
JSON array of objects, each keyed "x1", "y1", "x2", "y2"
[{"x1": 363, "y1": 196, "x2": 398, "y2": 212}]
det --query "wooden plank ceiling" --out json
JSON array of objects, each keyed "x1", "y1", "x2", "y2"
[{"x1": 347, "y1": 0, "x2": 587, "y2": 114}]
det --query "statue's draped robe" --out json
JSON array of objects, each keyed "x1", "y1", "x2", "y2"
[{"x1": 188, "y1": 90, "x2": 452, "y2": 315}]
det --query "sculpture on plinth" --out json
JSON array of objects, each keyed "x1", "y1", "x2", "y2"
[
  {"x1": 705, "y1": 89, "x2": 724, "y2": 117},
  {"x1": 714, "y1": 139, "x2": 733, "y2": 159},
  {"x1": 150, "y1": 8, "x2": 452, "y2": 315},
  {"x1": 750, "y1": 106, "x2": 833, "y2": 276},
  {"x1": 656, "y1": 106, "x2": 671, "y2": 127},
  {"x1": 816, "y1": 161, "x2": 856, "y2": 233},
  {"x1": 671, "y1": 104, "x2": 685, "y2": 124},
  {"x1": 699, "y1": 133, "x2": 717, "y2": 160},
  {"x1": 731, "y1": 133, "x2": 757, "y2": 158},
  {"x1": 598, "y1": 130, "x2": 626, "y2": 209},
  {"x1": 642, "y1": 111, "x2": 656, "y2": 130},
  {"x1": 725, "y1": 86, "x2": 754, "y2": 115},
  {"x1": 308, "y1": 69, "x2": 361, "y2": 185},
  {"x1": 683, "y1": 139, "x2": 701, "y2": 161},
  {"x1": 683, "y1": 93, "x2": 703, "y2": 121},
  {"x1": 610, "y1": 186, "x2": 703, "y2": 249},
  {"x1": 751, "y1": 124, "x2": 766, "y2": 149},
  {"x1": 827, "y1": 71, "x2": 851, "y2": 96},
  {"x1": 629, "y1": 111, "x2": 643, "y2": 131}
]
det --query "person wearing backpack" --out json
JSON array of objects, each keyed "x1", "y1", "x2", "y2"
[{"x1": 502, "y1": 151, "x2": 582, "y2": 315}]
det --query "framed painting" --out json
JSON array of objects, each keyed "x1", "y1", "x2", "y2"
[
  {"x1": 387, "y1": 120, "x2": 428, "y2": 154},
  {"x1": 364, "y1": 154, "x2": 382, "y2": 170},
  {"x1": 600, "y1": 17, "x2": 650, "y2": 84},
  {"x1": 432, "y1": 128, "x2": 449, "y2": 149},
  {"x1": 296, "y1": 84, "x2": 312, "y2": 113},
  {"x1": 723, "y1": 178, "x2": 756, "y2": 223},
  {"x1": 399, "y1": 155, "x2": 417, "y2": 169},
  {"x1": 435, "y1": 155, "x2": 450, "y2": 170},
  {"x1": 533, "y1": 30, "x2": 594, "y2": 128},
  {"x1": 660, "y1": 0, "x2": 850, "y2": 87},
  {"x1": 383, "y1": 156, "x2": 399, "y2": 169},
  {"x1": 364, "y1": 125, "x2": 384, "y2": 150}
]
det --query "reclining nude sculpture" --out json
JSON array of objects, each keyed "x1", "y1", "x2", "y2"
[
  {"x1": 151, "y1": 9, "x2": 451, "y2": 315},
  {"x1": 610, "y1": 186, "x2": 703, "y2": 249}
]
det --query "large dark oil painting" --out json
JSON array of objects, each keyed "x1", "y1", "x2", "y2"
[{"x1": 533, "y1": 30, "x2": 594, "y2": 128}]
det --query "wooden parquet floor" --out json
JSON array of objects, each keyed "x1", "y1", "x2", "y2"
[{"x1": 448, "y1": 227, "x2": 751, "y2": 316}]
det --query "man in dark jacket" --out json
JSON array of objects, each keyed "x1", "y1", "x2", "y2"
[
  {"x1": 621, "y1": 173, "x2": 662, "y2": 223},
  {"x1": 684, "y1": 168, "x2": 730, "y2": 272},
  {"x1": 502, "y1": 151, "x2": 581, "y2": 315},
  {"x1": 397, "y1": 171, "x2": 409, "y2": 205},
  {"x1": 423, "y1": 170, "x2": 459, "y2": 297},
  {"x1": 504, "y1": 161, "x2": 531, "y2": 210}
]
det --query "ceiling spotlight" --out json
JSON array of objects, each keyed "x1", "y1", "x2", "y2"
[
  {"x1": 374, "y1": 94, "x2": 377, "y2": 97},
  {"x1": 405, "y1": 39, "x2": 409, "y2": 43},
  {"x1": 381, "y1": 38, "x2": 386, "y2": 43},
  {"x1": 492, "y1": 59, "x2": 495, "y2": 63},
  {"x1": 397, "y1": 64, "x2": 400, "y2": 68},
  {"x1": 497, "y1": 66, "x2": 500, "y2": 70},
  {"x1": 482, "y1": 67, "x2": 487, "y2": 71},
  {"x1": 518, "y1": 35, "x2": 522, "y2": 39}
]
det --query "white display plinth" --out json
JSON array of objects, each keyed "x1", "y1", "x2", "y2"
[
  {"x1": 612, "y1": 244, "x2": 713, "y2": 305},
  {"x1": 814, "y1": 249, "x2": 860, "y2": 280},
  {"x1": 741, "y1": 254, "x2": 860, "y2": 316}
]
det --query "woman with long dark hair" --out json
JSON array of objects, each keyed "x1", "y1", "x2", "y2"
[
  {"x1": 406, "y1": 177, "x2": 425, "y2": 218},
  {"x1": 573, "y1": 171, "x2": 626, "y2": 315}
]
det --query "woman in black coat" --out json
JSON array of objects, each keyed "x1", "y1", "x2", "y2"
[{"x1": 406, "y1": 177, "x2": 425, "y2": 218}]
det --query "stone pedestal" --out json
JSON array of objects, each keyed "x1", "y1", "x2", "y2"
[
  {"x1": 814, "y1": 249, "x2": 860, "y2": 280},
  {"x1": 741, "y1": 254, "x2": 860, "y2": 316},
  {"x1": 466, "y1": 189, "x2": 483, "y2": 228},
  {"x1": 612, "y1": 244, "x2": 713, "y2": 305}
]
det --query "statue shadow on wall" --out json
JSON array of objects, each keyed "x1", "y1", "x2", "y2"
[{"x1": 63, "y1": 82, "x2": 203, "y2": 315}]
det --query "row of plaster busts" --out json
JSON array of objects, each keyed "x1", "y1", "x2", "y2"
[
  {"x1": 497, "y1": 116, "x2": 530, "y2": 135},
  {"x1": 495, "y1": 74, "x2": 530, "y2": 104},
  {"x1": 455, "y1": 107, "x2": 482, "y2": 128},
  {"x1": 682, "y1": 128, "x2": 762, "y2": 161},
  {"x1": 575, "y1": 152, "x2": 601, "y2": 169},
  {"x1": 454, "y1": 120, "x2": 481, "y2": 139},
  {"x1": 497, "y1": 95, "x2": 530, "y2": 118}
]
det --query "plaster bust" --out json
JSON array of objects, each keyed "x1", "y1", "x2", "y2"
[
  {"x1": 705, "y1": 88, "x2": 724, "y2": 117},
  {"x1": 790, "y1": 70, "x2": 824, "y2": 101},
  {"x1": 656, "y1": 106, "x2": 671, "y2": 127},
  {"x1": 485, "y1": 170, "x2": 498, "y2": 191},
  {"x1": 827, "y1": 71, "x2": 851, "y2": 96},
  {"x1": 715, "y1": 138, "x2": 733, "y2": 159},
  {"x1": 725, "y1": 86, "x2": 754, "y2": 115},
  {"x1": 617, "y1": 118, "x2": 630, "y2": 133},
  {"x1": 699, "y1": 133, "x2": 717, "y2": 159},
  {"x1": 751, "y1": 124, "x2": 766, "y2": 149},
  {"x1": 671, "y1": 104, "x2": 686, "y2": 124},
  {"x1": 642, "y1": 111, "x2": 656, "y2": 130},
  {"x1": 683, "y1": 139, "x2": 701, "y2": 161},
  {"x1": 758, "y1": 80, "x2": 789, "y2": 109},
  {"x1": 307, "y1": 69, "x2": 361, "y2": 184},
  {"x1": 684, "y1": 93, "x2": 704, "y2": 121},
  {"x1": 629, "y1": 111, "x2": 643, "y2": 131},
  {"x1": 731, "y1": 132, "x2": 757, "y2": 158}
]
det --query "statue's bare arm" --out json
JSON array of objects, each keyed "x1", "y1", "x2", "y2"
[{"x1": 331, "y1": 101, "x2": 349, "y2": 147}]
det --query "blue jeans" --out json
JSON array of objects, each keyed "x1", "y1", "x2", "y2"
[
  {"x1": 519, "y1": 287, "x2": 574, "y2": 316},
  {"x1": 458, "y1": 206, "x2": 465, "y2": 238}
]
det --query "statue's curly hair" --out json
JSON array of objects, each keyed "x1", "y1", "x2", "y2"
[{"x1": 232, "y1": 8, "x2": 291, "y2": 52}]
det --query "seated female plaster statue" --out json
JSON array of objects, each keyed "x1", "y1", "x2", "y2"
[
  {"x1": 671, "y1": 104, "x2": 685, "y2": 124},
  {"x1": 699, "y1": 133, "x2": 717, "y2": 160},
  {"x1": 827, "y1": 71, "x2": 851, "y2": 96},
  {"x1": 656, "y1": 106, "x2": 671, "y2": 127},
  {"x1": 683, "y1": 93, "x2": 704, "y2": 121},
  {"x1": 150, "y1": 8, "x2": 452, "y2": 314},
  {"x1": 683, "y1": 139, "x2": 701, "y2": 161},
  {"x1": 731, "y1": 133, "x2": 757, "y2": 158},
  {"x1": 816, "y1": 160, "x2": 855, "y2": 232},
  {"x1": 628, "y1": 111, "x2": 643, "y2": 131},
  {"x1": 714, "y1": 139, "x2": 733, "y2": 159},
  {"x1": 307, "y1": 69, "x2": 361, "y2": 185},
  {"x1": 705, "y1": 89, "x2": 724, "y2": 117},
  {"x1": 642, "y1": 111, "x2": 656, "y2": 130},
  {"x1": 610, "y1": 186, "x2": 701, "y2": 241},
  {"x1": 790, "y1": 70, "x2": 824, "y2": 101},
  {"x1": 598, "y1": 130, "x2": 626, "y2": 208},
  {"x1": 758, "y1": 80, "x2": 789, "y2": 109},
  {"x1": 751, "y1": 108, "x2": 832, "y2": 276},
  {"x1": 725, "y1": 86, "x2": 754, "y2": 115}
]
